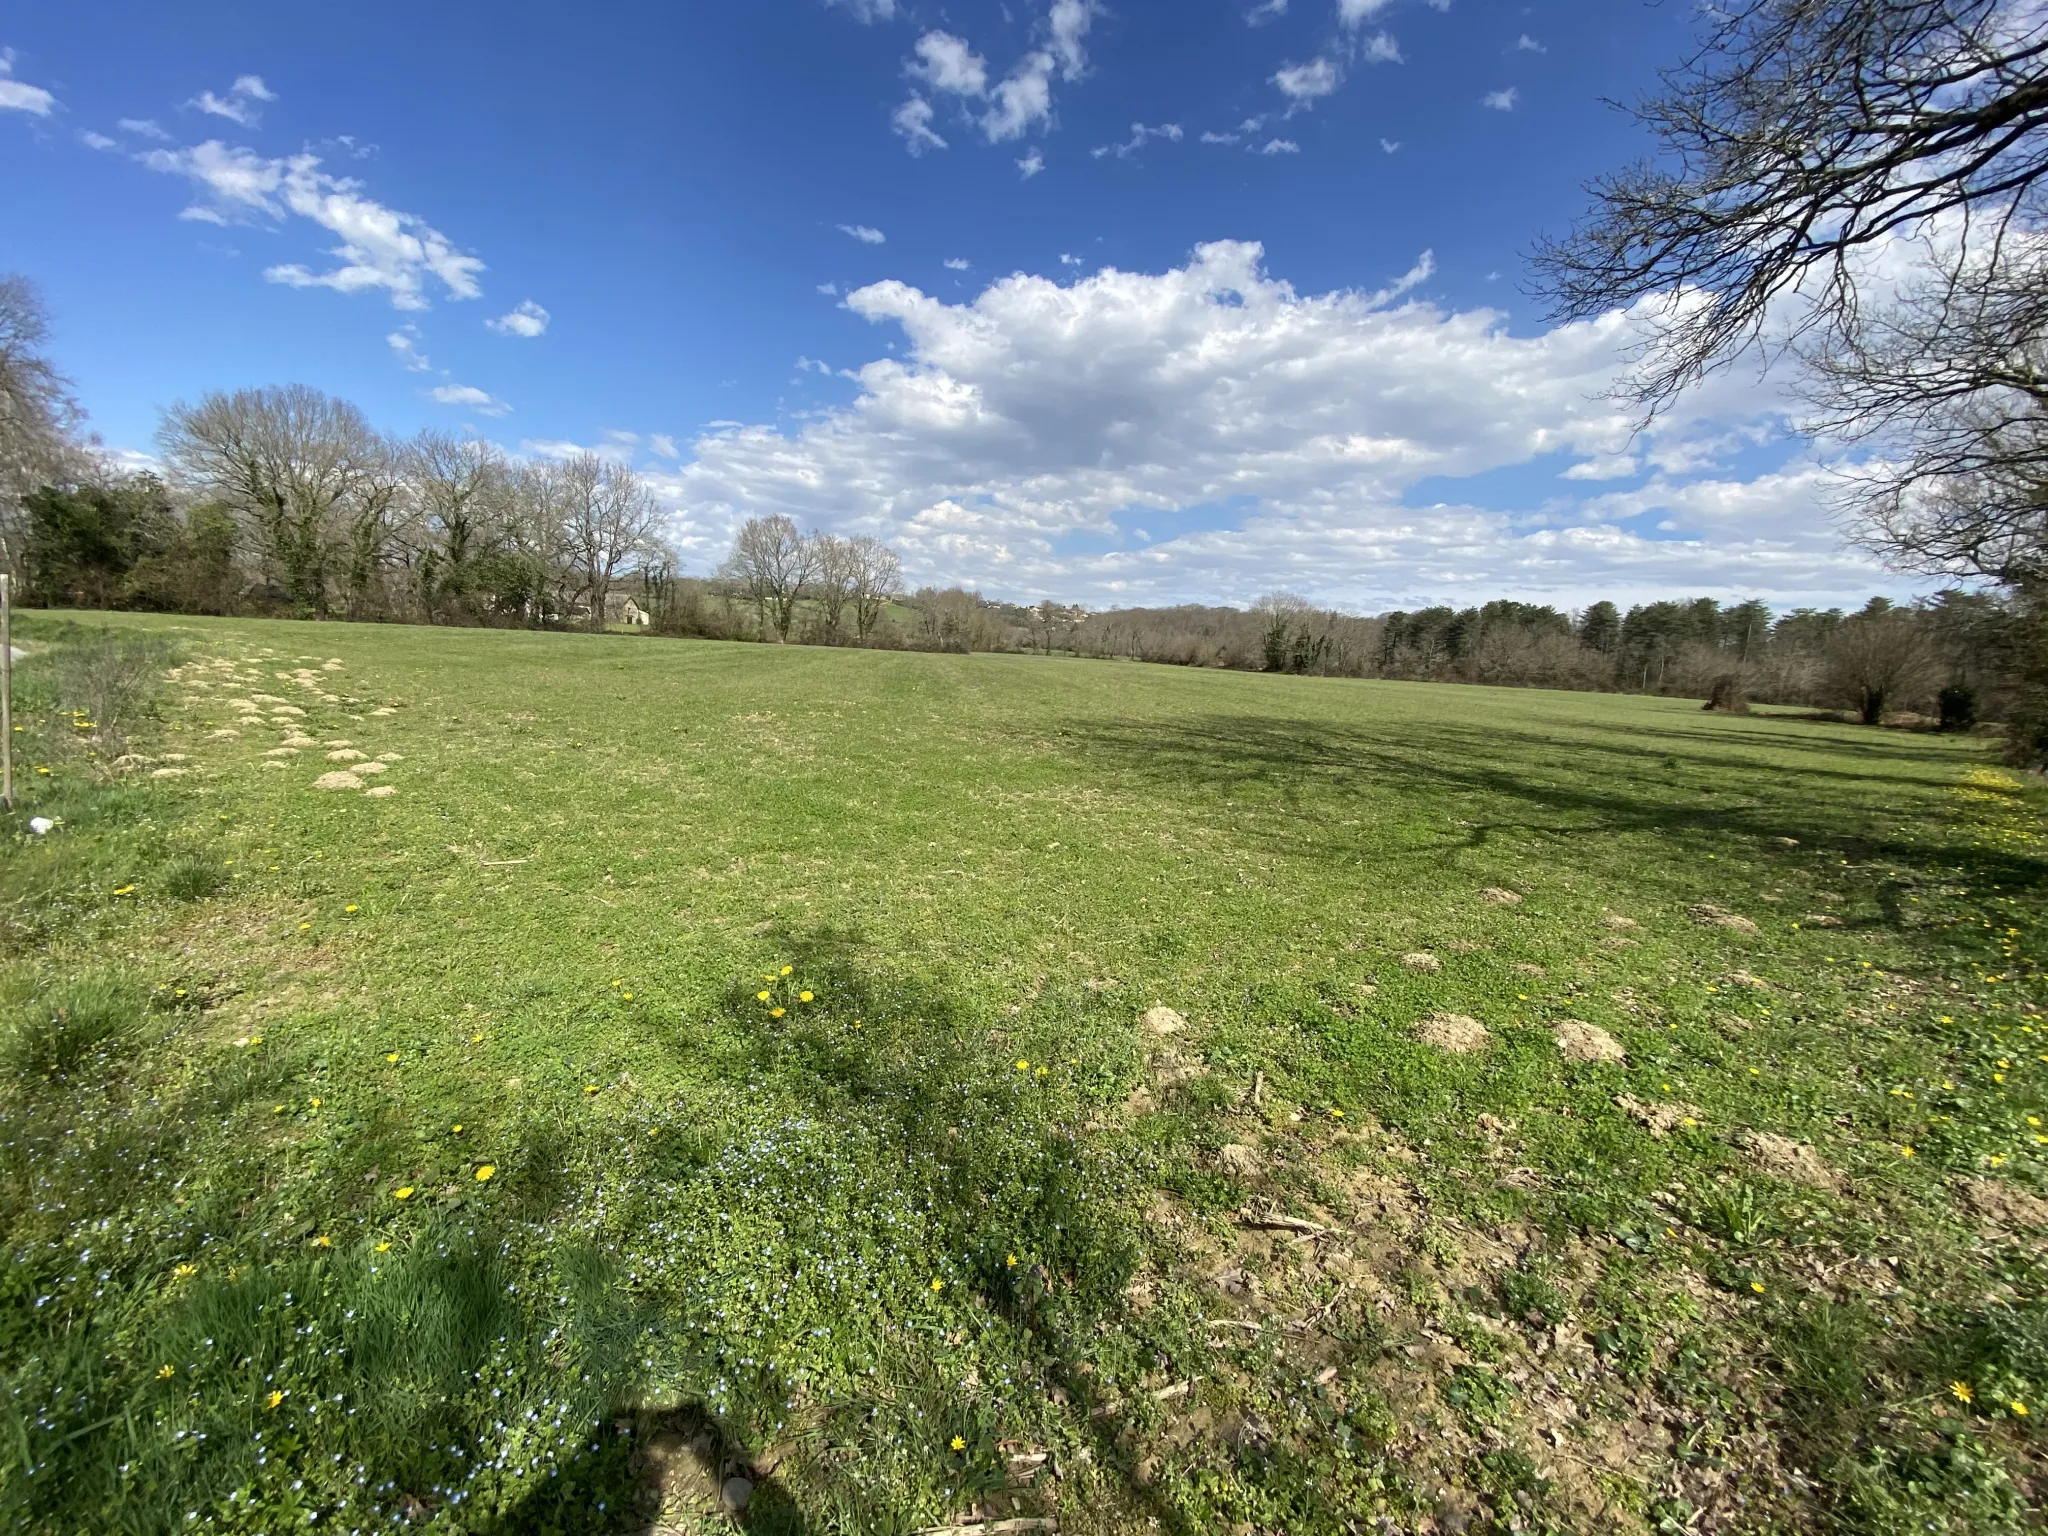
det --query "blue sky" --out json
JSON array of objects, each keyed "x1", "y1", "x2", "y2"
[{"x1": 0, "y1": 1, "x2": 1905, "y2": 612}]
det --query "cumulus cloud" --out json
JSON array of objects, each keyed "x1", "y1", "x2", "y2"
[
  {"x1": 1254, "y1": 138, "x2": 1301, "y2": 155},
  {"x1": 1093, "y1": 122, "x2": 1183, "y2": 159},
  {"x1": 139, "y1": 139, "x2": 485, "y2": 309},
  {"x1": 1482, "y1": 87, "x2": 1518, "y2": 110},
  {"x1": 944, "y1": 257, "x2": 972, "y2": 270},
  {"x1": 0, "y1": 55, "x2": 56, "y2": 116},
  {"x1": 910, "y1": 32, "x2": 988, "y2": 95},
  {"x1": 1515, "y1": 33, "x2": 1545, "y2": 52},
  {"x1": 1273, "y1": 58, "x2": 1341, "y2": 108},
  {"x1": 488, "y1": 299, "x2": 550, "y2": 337},
  {"x1": 189, "y1": 74, "x2": 275, "y2": 127},
  {"x1": 430, "y1": 383, "x2": 510, "y2": 416},
  {"x1": 1357, "y1": 31, "x2": 1402, "y2": 64},
  {"x1": 1017, "y1": 150, "x2": 1046, "y2": 178},
  {"x1": 892, "y1": 95, "x2": 947, "y2": 154},
  {"x1": 838, "y1": 223, "x2": 887, "y2": 244},
  {"x1": 644, "y1": 242, "x2": 1864, "y2": 610}
]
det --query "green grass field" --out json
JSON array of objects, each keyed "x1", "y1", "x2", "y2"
[{"x1": 3, "y1": 612, "x2": 2045, "y2": 1535}]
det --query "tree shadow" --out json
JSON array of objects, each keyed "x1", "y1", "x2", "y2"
[{"x1": 1046, "y1": 711, "x2": 2048, "y2": 902}]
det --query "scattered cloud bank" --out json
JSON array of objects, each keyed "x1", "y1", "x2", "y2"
[
  {"x1": 640, "y1": 243, "x2": 1873, "y2": 609},
  {"x1": 890, "y1": 2, "x2": 1098, "y2": 157},
  {"x1": 138, "y1": 139, "x2": 485, "y2": 310}
]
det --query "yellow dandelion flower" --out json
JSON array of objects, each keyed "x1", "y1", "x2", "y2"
[
  {"x1": 1016, "y1": 1059, "x2": 1030, "y2": 1071},
  {"x1": 265, "y1": 1391, "x2": 284, "y2": 1410},
  {"x1": 757, "y1": 990, "x2": 772, "y2": 1002},
  {"x1": 1036, "y1": 1067, "x2": 1048, "y2": 1078},
  {"x1": 475, "y1": 1164, "x2": 496, "y2": 1182},
  {"x1": 112, "y1": 886, "x2": 136, "y2": 897},
  {"x1": 312, "y1": 1234, "x2": 332, "y2": 1248},
  {"x1": 1750, "y1": 1281, "x2": 1765, "y2": 1294},
  {"x1": 611, "y1": 980, "x2": 622, "y2": 988},
  {"x1": 299, "y1": 922, "x2": 312, "y2": 932},
  {"x1": 1952, "y1": 1382, "x2": 1974, "y2": 1403},
  {"x1": 930, "y1": 1278, "x2": 944, "y2": 1293},
  {"x1": 781, "y1": 966, "x2": 793, "y2": 976},
  {"x1": 1900, "y1": 1145, "x2": 1916, "y2": 1157},
  {"x1": 158, "y1": 1365, "x2": 176, "y2": 1379},
  {"x1": 375, "y1": 1241, "x2": 392, "y2": 1253},
  {"x1": 584, "y1": 1084, "x2": 599, "y2": 1094},
  {"x1": 385, "y1": 1052, "x2": 400, "y2": 1063},
  {"x1": 345, "y1": 905, "x2": 359, "y2": 914},
  {"x1": 2014, "y1": 1400, "x2": 2030, "y2": 1416},
  {"x1": 308, "y1": 1097, "x2": 321, "y2": 1108},
  {"x1": 1006, "y1": 1253, "x2": 1018, "y2": 1267},
  {"x1": 273, "y1": 1104, "x2": 285, "y2": 1114},
  {"x1": 1329, "y1": 1107, "x2": 1345, "y2": 1119},
  {"x1": 173, "y1": 1263, "x2": 197, "y2": 1279},
  {"x1": 471, "y1": 1033, "x2": 483, "y2": 1044},
  {"x1": 452, "y1": 1124, "x2": 463, "y2": 1134},
  {"x1": 393, "y1": 1186, "x2": 415, "y2": 1201},
  {"x1": 799, "y1": 991, "x2": 814, "y2": 1002},
  {"x1": 622, "y1": 992, "x2": 633, "y2": 1000},
  {"x1": 770, "y1": 1006, "x2": 785, "y2": 1018},
  {"x1": 950, "y1": 1435, "x2": 966, "y2": 1452}
]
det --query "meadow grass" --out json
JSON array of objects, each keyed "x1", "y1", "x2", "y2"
[{"x1": 1, "y1": 612, "x2": 2044, "y2": 1534}]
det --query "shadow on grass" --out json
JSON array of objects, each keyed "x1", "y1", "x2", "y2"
[{"x1": 1052, "y1": 711, "x2": 2048, "y2": 901}]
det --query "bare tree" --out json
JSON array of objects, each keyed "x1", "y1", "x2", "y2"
[
  {"x1": 1534, "y1": 0, "x2": 2048, "y2": 414},
  {"x1": 1825, "y1": 601, "x2": 1937, "y2": 722},
  {"x1": 844, "y1": 534, "x2": 903, "y2": 641},
  {"x1": 720, "y1": 515, "x2": 817, "y2": 640},
  {"x1": 810, "y1": 533, "x2": 857, "y2": 640},
  {"x1": 158, "y1": 385, "x2": 389, "y2": 615},
  {"x1": 556, "y1": 454, "x2": 661, "y2": 630},
  {"x1": 0, "y1": 275, "x2": 84, "y2": 570},
  {"x1": 1031, "y1": 600, "x2": 1085, "y2": 654},
  {"x1": 403, "y1": 432, "x2": 507, "y2": 621}
]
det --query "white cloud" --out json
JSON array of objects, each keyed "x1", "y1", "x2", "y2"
[
  {"x1": 910, "y1": 32, "x2": 988, "y2": 95},
  {"x1": 139, "y1": 140, "x2": 485, "y2": 310},
  {"x1": 1515, "y1": 34, "x2": 1545, "y2": 52},
  {"x1": 1059, "y1": 253, "x2": 1083, "y2": 267},
  {"x1": 0, "y1": 56, "x2": 56, "y2": 117},
  {"x1": 826, "y1": 0, "x2": 897, "y2": 19},
  {"x1": 892, "y1": 95, "x2": 947, "y2": 154},
  {"x1": 387, "y1": 326, "x2": 433, "y2": 372},
  {"x1": 1048, "y1": 0, "x2": 1096, "y2": 79},
  {"x1": 649, "y1": 434, "x2": 680, "y2": 459},
  {"x1": 189, "y1": 74, "x2": 275, "y2": 127},
  {"x1": 1273, "y1": 58, "x2": 1341, "y2": 108},
  {"x1": 487, "y1": 299, "x2": 550, "y2": 338},
  {"x1": 118, "y1": 117, "x2": 170, "y2": 140},
  {"x1": 80, "y1": 130, "x2": 118, "y2": 151},
  {"x1": 1247, "y1": 0, "x2": 1288, "y2": 22},
  {"x1": 982, "y1": 52, "x2": 1057, "y2": 141},
  {"x1": 430, "y1": 383, "x2": 510, "y2": 417},
  {"x1": 1254, "y1": 138, "x2": 1301, "y2": 155},
  {"x1": 1338, "y1": 0, "x2": 1393, "y2": 21},
  {"x1": 1093, "y1": 122, "x2": 1184, "y2": 159},
  {"x1": 944, "y1": 257, "x2": 972, "y2": 271},
  {"x1": 1380, "y1": 137, "x2": 1401, "y2": 153},
  {"x1": 1017, "y1": 149, "x2": 1046, "y2": 178},
  {"x1": 1201, "y1": 130, "x2": 1241, "y2": 145},
  {"x1": 1482, "y1": 87, "x2": 1518, "y2": 110},
  {"x1": 1358, "y1": 31, "x2": 1402, "y2": 64},
  {"x1": 796, "y1": 356, "x2": 834, "y2": 374},
  {"x1": 644, "y1": 242, "x2": 1871, "y2": 610},
  {"x1": 818, "y1": 282, "x2": 840, "y2": 296},
  {"x1": 838, "y1": 223, "x2": 887, "y2": 244}
]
